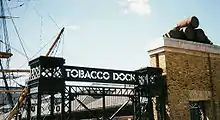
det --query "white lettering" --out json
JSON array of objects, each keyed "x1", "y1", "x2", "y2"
[
  {"x1": 65, "y1": 69, "x2": 70, "y2": 77},
  {"x1": 84, "y1": 71, "x2": 91, "y2": 79},
  {"x1": 103, "y1": 72, "x2": 110, "y2": 80},
  {"x1": 119, "y1": 73, "x2": 125, "y2": 81},
  {"x1": 131, "y1": 74, "x2": 135, "y2": 81},
  {"x1": 66, "y1": 68, "x2": 135, "y2": 82},
  {"x1": 79, "y1": 70, "x2": 84, "y2": 78},
  {"x1": 71, "y1": 69, "x2": 78, "y2": 78},
  {"x1": 113, "y1": 73, "x2": 119, "y2": 80},
  {"x1": 125, "y1": 74, "x2": 130, "y2": 81},
  {"x1": 113, "y1": 73, "x2": 135, "y2": 81},
  {"x1": 97, "y1": 71, "x2": 103, "y2": 79},
  {"x1": 91, "y1": 71, "x2": 97, "y2": 79}
]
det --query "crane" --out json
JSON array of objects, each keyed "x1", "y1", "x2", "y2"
[
  {"x1": 46, "y1": 27, "x2": 65, "y2": 56},
  {"x1": 5, "y1": 27, "x2": 65, "y2": 120}
]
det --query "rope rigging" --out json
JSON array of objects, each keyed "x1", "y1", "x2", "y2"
[
  {"x1": 0, "y1": 40, "x2": 27, "y2": 58},
  {"x1": 5, "y1": 1, "x2": 29, "y2": 61},
  {"x1": 0, "y1": 0, "x2": 13, "y2": 109},
  {"x1": 0, "y1": 1, "x2": 66, "y2": 119}
]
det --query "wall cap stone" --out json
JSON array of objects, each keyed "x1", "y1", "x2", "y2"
[
  {"x1": 148, "y1": 37, "x2": 220, "y2": 56},
  {"x1": 188, "y1": 90, "x2": 211, "y2": 101}
]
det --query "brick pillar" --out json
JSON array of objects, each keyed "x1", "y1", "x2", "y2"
[{"x1": 148, "y1": 38, "x2": 220, "y2": 120}]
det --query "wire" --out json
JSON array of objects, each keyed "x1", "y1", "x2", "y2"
[
  {"x1": 30, "y1": 38, "x2": 53, "y2": 58},
  {"x1": 40, "y1": 17, "x2": 43, "y2": 46},
  {"x1": 29, "y1": 0, "x2": 44, "y2": 45},
  {"x1": 5, "y1": 1, "x2": 29, "y2": 61},
  {"x1": 10, "y1": 76, "x2": 25, "y2": 88},
  {"x1": 51, "y1": 34, "x2": 63, "y2": 56},
  {"x1": 48, "y1": 14, "x2": 60, "y2": 29},
  {"x1": 18, "y1": 35, "x2": 57, "y2": 68},
  {"x1": 21, "y1": 0, "x2": 30, "y2": 18},
  {"x1": 0, "y1": 40, "x2": 27, "y2": 57},
  {"x1": 29, "y1": 0, "x2": 42, "y2": 18}
]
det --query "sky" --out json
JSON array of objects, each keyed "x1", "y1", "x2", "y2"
[{"x1": 4, "y1": 0, "x2": 220, "y2": 73}]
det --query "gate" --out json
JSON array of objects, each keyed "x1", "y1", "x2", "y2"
[{"x1": 21, "y1": 56, "x2": 166, "y2": 120}]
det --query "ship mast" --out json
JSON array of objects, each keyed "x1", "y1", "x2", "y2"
[{"x1": 0, "y1": 0, "x2": 14, "y2": 109}]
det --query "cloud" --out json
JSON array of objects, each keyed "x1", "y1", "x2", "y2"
[
  {"x1": 66, "y1": 25, "x2": 80, "y2": 31},
  {"x1": 118, "y1": 0, "x2": 151, "y2": 17}
]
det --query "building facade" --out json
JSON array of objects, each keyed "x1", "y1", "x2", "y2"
[{"x1": 148, "y1": 38, "x2": 220, "y2": 120}]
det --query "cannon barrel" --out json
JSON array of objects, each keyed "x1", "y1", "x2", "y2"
[{"x1": 177, "y1": 16, "x2": 199, "y2": 29}]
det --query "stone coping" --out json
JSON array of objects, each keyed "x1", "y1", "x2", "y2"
[{"x1": 148, "y1": 37, "x2": 220, "y2": 55}]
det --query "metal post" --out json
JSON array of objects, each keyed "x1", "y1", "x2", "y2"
[
  {"x1": 148, "y1": 97, "x2": 154, "y2": 120},
  {"x1": 157, "y1": 92, "x2": 167, "y2": 120},
  {"x1": 156, "y1": 97, "x2": 162, "y2": 120},
  {"x1": 26, "y1": 94, "x2": 31, "y2": 120},
  {"x1": 50, "y1": 93, "x2": 55, "y2": 116},
  {"x1": 68, "y1": 87, "x2": 72, "y2": 117},
  {"x1": 61, "y1": 92, "x2": 65, "y2": 120},
  {"x1": 134, "y1": 87, "x2": 141, "y2": 120},
  {"x1": 137, "y1": 89, "x2": 141, "y2": 120},
  {"x1": 37, "y1": 93, "x2": 42, "y2": 120},
  {"x1": 132, "y1": 97, "x2": 135, "y2": 120},
  {"x1": 162, "y1": 97, "x2": 166, "y2": 120},
  {"x1": 133, "y1": 94, "x2": 137, "y2": 120},
  {"x1": 102, "y1": 88, "x2": 106, "y2": 120}
]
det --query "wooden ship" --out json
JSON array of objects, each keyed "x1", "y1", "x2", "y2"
[
  {"x1": 0, "y1": 0, "x2": 29, "y2": 114},
  {"x1": 0, "y1": 1, "x2": 63, "y2": 119}
]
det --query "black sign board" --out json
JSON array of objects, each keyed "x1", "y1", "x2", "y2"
[{"x1": 64, "y1": 66, "x2": 138, "y2": 84}]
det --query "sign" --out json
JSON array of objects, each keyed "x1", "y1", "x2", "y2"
[
  {"x1": 64, "y1": 66, "x2": 138, "y2": 84},
  {"x1": 30, "y1": 87, "x2": 38, "y2": 94}
]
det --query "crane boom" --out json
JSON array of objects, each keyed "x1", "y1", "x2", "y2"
[
  {"x1": 6, "y1": 88, "x2": 27, "y2": 120},
  {"x1": 45, "y1": 27, "x2": 65, "y2": 56}
]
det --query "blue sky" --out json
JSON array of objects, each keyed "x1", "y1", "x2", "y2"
[{"x1": 6, "y1": 0, "x2": 220, "y2": 71}]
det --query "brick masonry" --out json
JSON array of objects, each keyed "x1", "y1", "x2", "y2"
[{"x1": 148, "y1": 38, "x2": 220, "y2": 120}]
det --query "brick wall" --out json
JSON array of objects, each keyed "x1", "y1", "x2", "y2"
[{"x1": 148, "y1": 38, "x2": 220, "y2": 120}]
